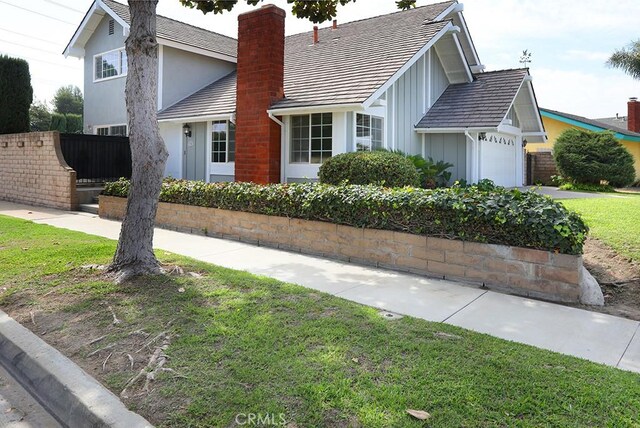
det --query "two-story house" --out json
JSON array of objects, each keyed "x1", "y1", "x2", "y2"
[{"x1": 64, "y1": 0, "x2": 545, "y2": 187}]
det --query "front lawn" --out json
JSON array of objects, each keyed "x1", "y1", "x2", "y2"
[
  {"x1": 0, "y1": 215, "x2": 639, "y2": 427},
  {"x1": 562, "y1": 195, "x2": 640, "y2": 262}
]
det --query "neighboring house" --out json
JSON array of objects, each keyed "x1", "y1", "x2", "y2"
[
  {"x1": 533, "y1": 100, "x2": 640, "y2": 179},
  {"x1": 64, "y1": 0, "x2": 545, "y2": 187}
]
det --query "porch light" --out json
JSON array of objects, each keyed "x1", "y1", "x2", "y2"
[{"x1": 183, "y1": 124, "x2": 192, "y2": 138}]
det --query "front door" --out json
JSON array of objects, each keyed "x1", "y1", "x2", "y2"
[{"x1": 183, "y1": 122, "x2": 207, "y2": 181}]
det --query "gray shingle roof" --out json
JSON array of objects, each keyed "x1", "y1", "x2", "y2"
[
  {"x1": 102, "y1": 0, "x2": 237, "y2": 59},
  {"x1": 157, "y1": 1, "x2": 455, "y2": 118},
  {"x1": 542, "y1": 108, "x2": 640, "y2": 138},
  {"x1": 158, "y1": 71, "x2": 236, "y2": 120},
  {"x1": 415, "y1": 68, "x2": 528, "y2": 129}
]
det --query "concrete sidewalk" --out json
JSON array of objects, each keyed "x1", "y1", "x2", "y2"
[{"x1": 1, "y1": 201, "x2": 639, "y2": 373}]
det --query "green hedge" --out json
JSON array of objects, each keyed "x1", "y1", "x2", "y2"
[
  {"x1": 103, "y1": 179, "x2": 588, "y2": 255},
  {"x1": 0, "y1": 55, "x2": 33, "y2": 134},
  {"x1": 49, "y1": 113, "x2": 67, "y2": 133},
  {"x1": 319, "y1": 151, "x2": 421, "y2": 187}
]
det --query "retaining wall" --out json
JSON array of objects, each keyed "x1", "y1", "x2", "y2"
[
  {"x1": 0, "y1": 131, "x2": 77, "y2": 210},
  {"x1": 100, "y1": 195, "x2": 585, "y2": 303}
]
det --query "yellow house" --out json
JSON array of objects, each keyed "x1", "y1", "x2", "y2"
[{"x1": 527, "y1": 100, "x2": 640, "y2": 180}]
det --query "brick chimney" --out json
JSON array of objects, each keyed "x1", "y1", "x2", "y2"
[
  {"x1": 235, "y1": 5, "x2": 286, "y2": 184},
  {"x1": 629, "y1": 97, "x2": 640, "y2": 133}
]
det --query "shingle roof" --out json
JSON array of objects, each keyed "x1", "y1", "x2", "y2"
[
  {"x1": 415, "y1": 68, "x2": 528, "y2": 129},
  {"x1": 158, "y1": 71, "x2": 236, "y2": 120},
  {"x1": 541, "y1": 108, "x2": 640, "y2": 138},
  {"x1": 102, "y1": 0, "x2": 237, "y2": 59}
]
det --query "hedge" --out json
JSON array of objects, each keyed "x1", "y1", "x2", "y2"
[
  {"x1": 319, "y1": 151, "x2": 421, "y2": 187},
  {"x1": 0, "y1": 55, "x2": 33, "y2": 134},
  {"x1": 103, "y1": 179, "x2": 588, "y2": 255},
  {"x1": 49, "y1": 113, "x2": 67, "y2": 133}
]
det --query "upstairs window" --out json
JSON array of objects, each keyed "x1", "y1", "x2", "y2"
[
  {"x1": 211, "y1": 120, "x2": 236, "y2": 163},
  {"x1": 94, "y1": 48, "x2": 128, "y2": 81},
  {"x1": 356, "y1": 113, "x2": 384, "y2": 151},
  {"x1": 291, "y1": 113, "x2": 332, "y2": 164}
]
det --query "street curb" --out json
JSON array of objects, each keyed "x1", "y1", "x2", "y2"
[{"x1": 0, "y1": 310, "x2": 152, "y2": 428}]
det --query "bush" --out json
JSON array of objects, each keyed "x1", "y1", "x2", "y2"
[
  {"x1": 318, "y1": 151, "x2": 420, "y2": 187},
  {"x1": 65, "y1": 114, "x2": 82, "y2": 133},
  {"x1": 554, "y1": 129, "x2": 635, "y2": 187},
  {"x1": 0, "y1": 55, "x2": 33, "y2": 134},
  {"x1": 49, "y1": 113, "x2": 67, "y2": 133},
  {"x1": 103, "y1": 179, "x2": 588, "y2": 255},
  {"x1": 558, "y1": 182, "x2": 615, "y2": 193}
]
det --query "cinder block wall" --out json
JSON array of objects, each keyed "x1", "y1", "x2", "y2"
[
  {"x1": 530, "y1": 152, "x2": 558, "y2": 185},
  {"x1": 100, "y1": 196, "x2": 584, "y2": 303},
  {"x1": 0, "y1": 132, "x2": 77, "y2": 210}
]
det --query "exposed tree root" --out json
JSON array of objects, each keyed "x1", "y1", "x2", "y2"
[
  {"x1": 125, "y1": 353, "x2": 135, "y2": 370},
  {"x1": 108, "y1": 306, "x2": 122, "y2": 325},
  {"x1": 87, "y1": 335, "x2": 106, "y2": 346},
  {"x1": 102, "y1": 352, "x2": 113, "y2": 371},
  {"x1": 121, "y1": 332, "x2": 177, "y2": 398},
  {"x1": 88, "y1": 344, "x2": 115, "y2": 357},
  {"x1": 106, "y1": 260, "x2": 164, "y2": 284}
]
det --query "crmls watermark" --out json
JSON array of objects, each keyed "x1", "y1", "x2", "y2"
[{"x1": 235, "y1": 413, "x2": 287, "y2": 426}]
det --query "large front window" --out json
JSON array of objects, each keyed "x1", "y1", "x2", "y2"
[
  {"x1": 356, "y1": 113, "x2": 384, "y2": 151},
  {"x1": 290, "y1": 113, "x2": 332, "y2": 164},
  {"x1": 94, "y1": 48, "x2": 128, "y2": 81},
  {"x1": 211, "y1": 120, "x2": 235, "y2": 163}
]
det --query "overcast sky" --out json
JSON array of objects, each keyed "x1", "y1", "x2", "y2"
[{"x1": 0, "y1": 0, "x2": 637, "y2": 118}]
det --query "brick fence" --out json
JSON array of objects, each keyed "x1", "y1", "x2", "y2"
[
  {"x1": 527, "y1": 152, "x2": 558, "y2": 185},
  {"x1": 0, "y1": 131, "x2": 77, "y2": 210},
  {"x1": 100, "y1": 195, "x2": 586, "y2": 303}
]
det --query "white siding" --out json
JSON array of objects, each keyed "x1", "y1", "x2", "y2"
[{"x1": 430, "y1": 51, "x2": 449, "y2": 105}]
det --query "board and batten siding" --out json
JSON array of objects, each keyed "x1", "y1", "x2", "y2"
[
  {"x1": 83, "y1": 15, "x2": 127, "y2": 133},
  {"x1": 423, "y1": 133, "x2": 467, "y2": 181},
  {"x1": 385, "y1": 48, "x2": 449, "y2": 156}
]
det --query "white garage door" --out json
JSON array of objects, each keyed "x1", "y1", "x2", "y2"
[{"x1": 480, "y1": 133, "x2": 517, "y2": 187}]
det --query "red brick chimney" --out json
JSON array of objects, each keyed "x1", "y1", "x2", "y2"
[
  {"x1": 235, "y1": 5, "x2": 286, "y2": 184},
  {"x1": 629, "y1": 97, "x2": 640, "y2": 133}
]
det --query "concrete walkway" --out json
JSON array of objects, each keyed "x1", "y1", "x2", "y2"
[
  {"x1": 520, "y1": 186, "x2": 624, "y2": 199},
  {"x1": 1, "y1": 201, "x2": 639, "y2": 374}
]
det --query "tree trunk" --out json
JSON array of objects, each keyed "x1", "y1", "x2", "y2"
[{"x1": 108, "y1": 0, "x2": 168, "y2": 282}]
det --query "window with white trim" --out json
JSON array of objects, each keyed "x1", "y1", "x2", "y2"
[
  {"x1": 95, "y1": 125, "x2": 127, "y2": 136},
  {"x1": 94, "y1": 48, "x2": 128, "y2": 81},
  {"x1": 211, "y1": 120, "x2": 235, "y2": 163},
  {"x1": 290, "y1": 113, "x2": 332, "y2": 164},
  {"x1": 356, "y1": 113, "x2": 384, "y2": 151}
]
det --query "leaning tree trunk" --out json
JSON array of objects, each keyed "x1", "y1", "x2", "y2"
[{"x1": 108, "y1": 0, "x2": 168, "y2": 282}]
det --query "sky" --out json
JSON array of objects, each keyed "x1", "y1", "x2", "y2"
[{"x1": 0, "y1": 0, "x2": 637, "y2": 119}]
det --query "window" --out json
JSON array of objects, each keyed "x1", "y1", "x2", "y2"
[
  {"x1": 290, "y1": 113, "x2": 332, "y2": 164},
  {"x1": 95, "y1": 125, "x2": 127, "y2": 136},
  {"x1": 356, "y1": 113, "x2": 384, "y2": 151},
  {"x1": 94, "y1": 48, "x2": 127, "y2": 81},
  {"x1": 211, "y1": 120, "x2": 235, "y2": 163}
]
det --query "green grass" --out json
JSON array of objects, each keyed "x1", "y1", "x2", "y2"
[
  {"x1": 562, "y1": 195, "x2": 640, "y2": 262},
  {"x1": 1, "y1": 215, "x2": 640, "y2": 427}
]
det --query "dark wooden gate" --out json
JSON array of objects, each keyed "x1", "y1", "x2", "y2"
[{"x1": 60, "y1": 134, "x2": 132, "y2": 184}]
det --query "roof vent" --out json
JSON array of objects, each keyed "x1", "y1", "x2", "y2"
[{"x1": 108, "y1": 19, "x2": 114, "y2": 35}]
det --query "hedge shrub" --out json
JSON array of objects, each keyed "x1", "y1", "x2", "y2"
[
  {"x1": 65, "y1": 114, "x2": 82, "y2": 133},
  {"x1": 103, "y1": 179, "x2": 588, "y2": 255},
  {"x1": 318, "y1": 151, "x2": 421, "y2": 187},
  {"x1": 49, "y1": 113, "x2": 67, "y2": 133},
  {"x1": 0, "y1": 55, "x2": 33, "y2": 134},
  {"x1": 554, "y1": 129, "x2": 636, "y2": 187}
]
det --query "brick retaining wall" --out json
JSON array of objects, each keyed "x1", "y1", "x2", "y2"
[
  {"x1": 0, "y1": 132, "x2": 77, "y2": 210},
  {"x1": 529, "y1": 152, "x2": 558, "y2": 185},
  {"x1": 100, "y1": 195, "x2": 585, "y2": 303}
]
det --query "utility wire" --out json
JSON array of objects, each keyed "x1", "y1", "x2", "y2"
[
  {"x1": 0, "y1": 26, "x2": 62, "y2": 46},
  {"x1": 0, "y1": 37, "x2": 62, "y2": 55},
  {"x1": 41, "y1": 0, "x2": 84, "y2": 14},
  {"x1": 0, "y1": 0, "x2": 76, "y2": 25},
  {"x1": 0, "y1": 51, "x2": 80, "y2": 70}
]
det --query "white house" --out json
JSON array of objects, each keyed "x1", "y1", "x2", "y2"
[{"x1": 64, "y1": 0, "x2": 545, "y2": 187}]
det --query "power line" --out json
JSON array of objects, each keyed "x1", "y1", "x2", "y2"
[
  {"x1": 0, "y1": 51, "x2": 80, "y2": 70},
  {"x1": 0, "y1": 26, "x2": 62, "y2": 46},
  {"x1": 0, "y1": 0, "x2": 76, "y2": 25},
  {"x1": 41, "y1": 0, "x2": 84, "y2": 14},
  {"x1": 0, "y1": 37, "x2": 62, "y2": 56}
]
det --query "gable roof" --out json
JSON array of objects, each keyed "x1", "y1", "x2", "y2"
[
  {"x1": 416, "y1": 68, "x2": 529, "y2": 129},
  {"x1": 158, "y1": 2, "x2": 460, "y2": 119},
  {"x1": 64, "y1": 0, "x2": 237, "y2": 60},
  {"x1": 540, "y1": 108, "x2": 640, "y2": 140}
]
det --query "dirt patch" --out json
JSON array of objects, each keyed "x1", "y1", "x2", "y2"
[{"x1": 579, "y1": 237, "x2": 640, "y2": 320}]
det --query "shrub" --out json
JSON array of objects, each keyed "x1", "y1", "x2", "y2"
[
  {"x1": 0, "y1": 55, "x2": 33, "y2": 134},
  {"x1": 103, "y1": 179, "x2": 588, "y2": 255},
  {"x1": 318, "y1": 151, "x2": 420, "y2": 187},
  {"x1": 558, "y1": 182, "x2": 615, "y2": 193},
  {"x1": 49, "y1": 113, "x2": 67, "y2": 133},
  {"x1": 554, "y1": 129, "x2": 635, "y2": 187},
  {"x1": 65, "y1": 114, "x2": 83, "y2": 133}
]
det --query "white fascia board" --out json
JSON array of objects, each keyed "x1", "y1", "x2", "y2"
[
  {"x1": 267, "y1": 103, "x2": 363, "y2": 116},
  {"x1": 415, "y1": 127, "x2": 496, "y2": 134},
  {"x1": 496, "y1": 124, "x2": 522, "y2": 135},
  {"x1": 452, "y1": 32, "x2": 473, "y2": 83},
  {"x1": 456, "y1": 11, "x2": 481, "y2": 67},
  {"x1": 158, "y1": 38, "x2": 237, "y2": 63},
  {"x1": 435, "y1": 2, "x2": 464, "y2": 21},
  {"x1": 362, "y1": 22, "x2": 454, "y2": 109},
  {"x1": 63, "y1": 0, "x2": 99, "y2": 58},
  {"x1": 97, "y1": 0, "x2": 129, "y2": 33},
  {"x1": 158, "y1": 113, "x2": 234, "y2": 123},
  {"x1": 500, "y1": 78, "x2": 526, "y2": 127},
  {"x1": 526, "y1": 81, "x2": 545, "y2": 133}
]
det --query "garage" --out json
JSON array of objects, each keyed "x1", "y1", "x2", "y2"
[{"x1": 480, "y1": 132, "x2": 518, "y2": 187}]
